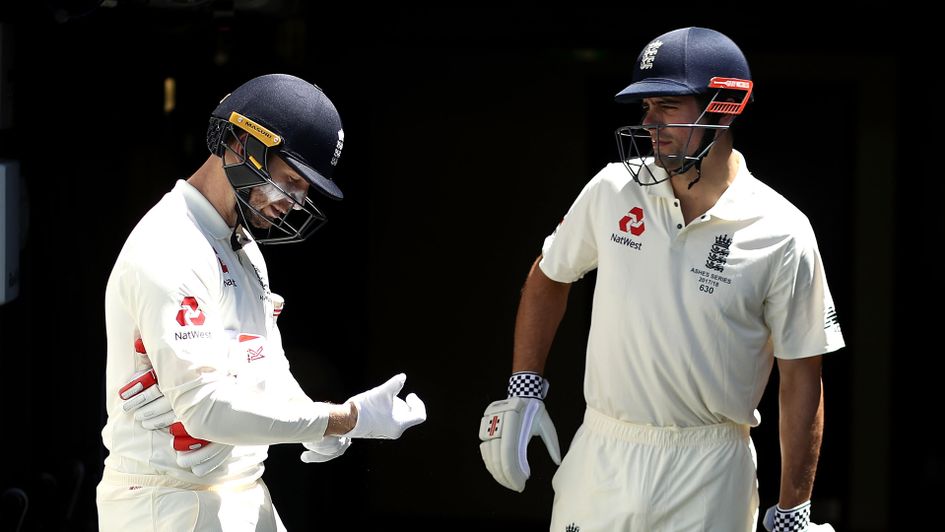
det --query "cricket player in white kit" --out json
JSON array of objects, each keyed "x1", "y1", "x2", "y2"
[
  {"x1": 479, "y1": 28, "x2": 843, "y2": 531},
  {"x1": 97, "y1": 74, "x2": 426, "y2": 531}
]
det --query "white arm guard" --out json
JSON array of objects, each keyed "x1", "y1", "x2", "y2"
[{"x1": 478, "y1": 373, "x2": 562, "y2": 492}]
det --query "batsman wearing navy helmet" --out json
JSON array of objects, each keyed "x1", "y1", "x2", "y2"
[
  {"x1": 479, "y1": 28, "x2": 843, "y2": 531},
  {"x1": 97, "y1": 74, "x2": 426, "y2": 531}
]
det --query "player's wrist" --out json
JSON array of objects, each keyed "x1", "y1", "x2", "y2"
[
  {"x1": 346, "y1": 401, "x2": 358, "y2": 433},
  {"x1": 508, "y1": 371, "x2": 548, "y2": 400},
  {"x1": 325, "y1": 402, "x2": 358, "y2": 436},
  {"x1": 769, "y1": 500, "x2": 811, "y2": 531}
]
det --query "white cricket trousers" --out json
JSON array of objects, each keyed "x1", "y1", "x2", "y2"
[
  {"x1": 96, "y1": 469, "x2": 287, "y2": 532},
  {"x1": 550, "y1": 408, "x2": 759, "y2": 532}
]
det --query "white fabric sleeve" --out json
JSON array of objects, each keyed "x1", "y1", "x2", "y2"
[
  {"x1": 538, "y1": 170, "x2": 603, "y2": 283},
  {"x1": 120, "y1": 262, "x2": 330, "y2": 446},
  {"x1": 764, "y1": 221, "x2": 845, "y2": 359},
  {"x1": 265, "y1": 325, "x2": 316, "y2": 406}
]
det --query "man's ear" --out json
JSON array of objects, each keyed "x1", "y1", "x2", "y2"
[
  {"x1": 227, "y1": 131, "x2": 250, "y2": 157},
  {"x1": 233, "y1": 131, "x2": 249, "y2": 156}
]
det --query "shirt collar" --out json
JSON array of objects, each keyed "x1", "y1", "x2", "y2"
[
  {"x1": 175, "y1": 180, "x2": 233, "y2": 241},
  {"x1": 642, "y1": 162, "x2": 677, "y2": 200},
  {"x1": 704, "y1": 150, "x2": 765, "y2": 221}
]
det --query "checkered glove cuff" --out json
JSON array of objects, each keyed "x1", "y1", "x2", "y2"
[
  {"x1": 773, "y1": 501, "x2": 811, "y2": 532},
  {"x1": 507, "y1": 372, "x2": 547, "y2": 400}
]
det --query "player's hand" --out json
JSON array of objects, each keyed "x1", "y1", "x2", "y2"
[
  {"x1": 478, "y1": 372, "x2": 562, "y2": 492},
  {"x1": 119, "y1": 339, "x2": 175, "y2": 429},
  {"x1": 344, "y1": 373, "x2": 426, "y2": 439},
  {"x1": 300, "y1": 435, "x2": 352, "y2": 463},
  {"x1": 169, "y1": 421, "x2": 234, "y2": 477},
  {"x1": 119, "y1": 368, "x2": 178, "y2": 429},
  {"x1": 763, "y1": 502, "x2": 835, "y2": 532}
]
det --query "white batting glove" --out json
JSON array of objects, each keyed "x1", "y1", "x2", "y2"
[
  {"x1": 131, "y1": 395, "x2": 177, "y2": 430},
  {"x1": 344, "y1": 373, "x2": 427, "y2": 439},
  {"x1": 300, "y1": 435, "x2": 353, "y2": 463},
  {"x1": 119, "y1": 339, "x2": 175, "y2": 429},
  {"x1": 176, "y1": 440, "x2": 232, "y2": 477},
  {"x1": 119, "y1": 338, "x2": 163, "y2": 411},
  {"x1": 119, "y1": 338, "x2": 180, "y2": 430},
  {"x1": 479, "y1": 372, "x2": 562, "y2": 492},
  {"x1": 763, "y1": 501, "x2": 835, "y2": 532},
  {"x1": 167, "y1": 421, "x2": 234, "y2": 477},
  {"x1": 119, "y1": 368, "x2": 177, "y2": 429}
]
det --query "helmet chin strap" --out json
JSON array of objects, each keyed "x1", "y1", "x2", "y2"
[
  {"x1": 672, "y1": 94, "x2": 732, "y2": 190},
  {"x1": 687, "y1": 165, "x2": 703, "y2": 190},
  {"x1": 683, "y1": 133, "x2": 715, "y2": 189},
  {"x1": 665, "y1": 133, "x2": 712, "y2": 189}
]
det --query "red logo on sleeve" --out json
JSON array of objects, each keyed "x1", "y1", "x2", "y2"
[
  {"x1": 237, "y1": 334, "x2": 266, "y2": 362},
  {"x1": 246, "y1": 345, "x2": 265, "y2": 362},
  {"x1": 175, "y1": 297, "x2": 206, "y2": 326}
]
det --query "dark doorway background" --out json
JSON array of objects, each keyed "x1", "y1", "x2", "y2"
[{"x1": 0, "y1": 4, "x2": 937, "y2": 531}]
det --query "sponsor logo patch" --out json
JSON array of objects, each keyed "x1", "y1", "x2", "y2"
[
  {"x1": 488, "y1": 415, "x2": 500, "y2": 437},
  {"x1": 176, "y1": 297, "x2": 206, "y2": 326},
  {"x1": 611, "y1": 207, "x2": 645, "y2": 250},
  {"x1": 246, "y1": 345, "x2": 265, "y2": 363},
  {"x1": 619, "y1": 207, "x2": 645, "y2": 236},
  {"x1": 174, "y1": 330, "x2": 212, "y2": 341}
]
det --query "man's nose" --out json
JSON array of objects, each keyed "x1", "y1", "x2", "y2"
[
  {"x1": 641, "y1": 108, "x2": 660, "y2": 127},
  {"x1": 284, "y1": 185, "x2": 308, "y2": 211}
]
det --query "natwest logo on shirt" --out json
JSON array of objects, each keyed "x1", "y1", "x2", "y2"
[
  {"x1": 619, "y1": 207, "x2": 645, "y2": 236},
  {"x1": 176, "y1": 296, "x2": 206, "y2": 326}
]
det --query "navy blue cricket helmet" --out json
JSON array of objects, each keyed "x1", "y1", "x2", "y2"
[
  {"x1": 206, "y1": 74, "x2": 346, "y2": 245},
  {"x1": 614, "y1": 27, "x2": 754, "y2": 186}
]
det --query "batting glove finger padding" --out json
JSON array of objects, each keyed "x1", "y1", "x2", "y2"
[
  {"x1": 176, "y1": 442, "x2": 233, "y2": 477},
  {"x1": 133, "y1": 395, "x2": 176, "y2": 430},
  {"x1": 345, "y1": 373, "x2": 427, "y2": 439},
  {"x1": 300, "y1": 436, "x2": 352, "y2": 463},
  {"x1": 763, "y1": 501, "x2": 835, "y2": 532},
  {"x1": 169, "y1": 421, "x2": 211, "y2": 451},
  {"x1": 119, "y1": 369, "x2": 163, "y2": 411}
]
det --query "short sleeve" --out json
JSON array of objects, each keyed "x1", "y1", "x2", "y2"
[
  {"x1": 539, "y1": 170, "x2": 605, "y2": 283},
  {"x1": 764, "y1": 223, "x2": 845, "y2": 359}
]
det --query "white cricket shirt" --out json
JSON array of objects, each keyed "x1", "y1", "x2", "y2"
[
  {"x1": 540, "y1": 152, "x2": 844, "y2": 427},
  {"x1": 102, "y1": 180, "x2": 330, "y2": 486}
]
